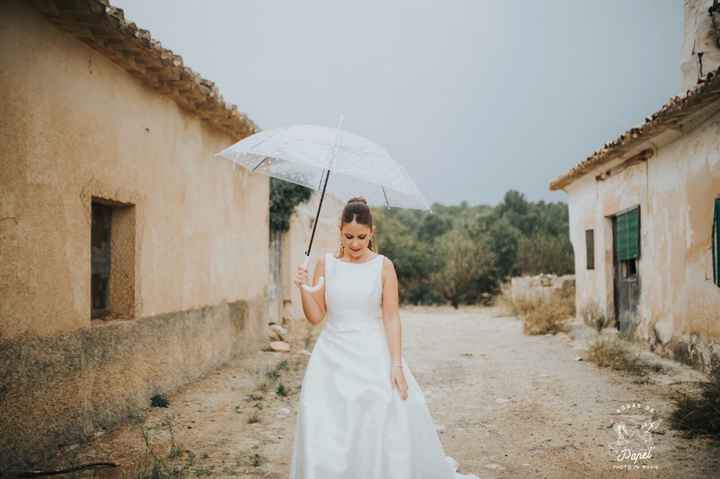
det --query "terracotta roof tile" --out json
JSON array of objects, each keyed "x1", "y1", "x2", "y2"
[{"x1": 549, "y1": 65, "x2": 720, "y2": 191}]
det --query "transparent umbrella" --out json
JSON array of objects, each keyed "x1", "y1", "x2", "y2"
[{"x1": 214, "y1": 118, "x2": 432, "y2": 290}]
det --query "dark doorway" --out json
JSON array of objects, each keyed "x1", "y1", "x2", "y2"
[
  {"x1": 612, "y1": 207, "x2": 641, "y2": 335},
  {"x1": 91, "y1": 202, "x2": 113, "y2": 318}
]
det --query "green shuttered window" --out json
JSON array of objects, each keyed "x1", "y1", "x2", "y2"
[
  {"x1": 714, "y1": 199, "x2": 720, "y2": 287},
  {"x1": 615, "y1": 207, "x2": 640, "y2": 261}
]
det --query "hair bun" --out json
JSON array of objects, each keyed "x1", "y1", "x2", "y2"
[{"x1": 347, "y1": 196, "x2": 368, "y2": 205}]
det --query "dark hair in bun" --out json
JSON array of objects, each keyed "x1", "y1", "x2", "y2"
[{"x1": 339, "y1": 196, "x2": 374, "y2": 252}]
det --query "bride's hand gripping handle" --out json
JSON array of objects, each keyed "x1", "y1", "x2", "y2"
[
  {"x1": 295, "y1": 254, "x2": 326, "y2": 325},
  {"x1": 295, "y1": 254, "x2": 324, "y2": 292}
]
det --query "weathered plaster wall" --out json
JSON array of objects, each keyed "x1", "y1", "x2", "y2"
[
  {"x1": 681, "y1": 0, "x2": 720, "y2": 92},
  {"x1": 567, "y1": 110, "x2": 720, "y2": 373},
  {"x1": 0, "y1": 0, "x2": 269, "y2": 339},
  {"x1": 0, "y1": 298, "x2": 264, "y2": 469},
  {"x1": 0, "y1": 2, "x2": 270, "y2": 468}
]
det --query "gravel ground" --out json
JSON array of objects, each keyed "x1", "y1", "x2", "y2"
[{"x1": 46, "y1": 305, "x2": 720, "y2": 478}]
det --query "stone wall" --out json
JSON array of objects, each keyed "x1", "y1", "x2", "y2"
[{"x1": 510, "y1": 274, "x2": 576, "y2": 303}]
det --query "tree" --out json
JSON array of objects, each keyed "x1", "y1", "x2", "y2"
[
  {"x1": 431, "y1": 228, "x2": 497, "y2": 308},
  {"x1": 486, "y1": 217, "x2": 522, "y2": 280},
  {"x1": 517, "y1": 232, "x2": 574, "y2": 275},
  {"x1": 417, "y1": 213, "x2": 452, "y2": 243},
  {"x1": 374, "y1": 210, "x2": 440, "y2": 304},
  {"x1": 269, "y1": 178, "x2": 312, "y2": 233}
]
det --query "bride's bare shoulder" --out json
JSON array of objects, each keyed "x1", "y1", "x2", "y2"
[
  {"x1": 313, "y1": 253, "x2": 327, "y2": 272},
  {"x1": 380, "y1": 254, "x2": 395, "y2": 271}
]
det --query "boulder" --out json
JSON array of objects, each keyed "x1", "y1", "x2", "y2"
[{"x1": 270, "y1": 341, "x2": 291, "y2": 352}]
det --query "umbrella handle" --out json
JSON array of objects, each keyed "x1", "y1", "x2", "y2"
[{"x1": 300, "y1": 254, "x2": 324, "y2": 292}]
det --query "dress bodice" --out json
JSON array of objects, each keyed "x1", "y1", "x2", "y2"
[{"x1": 323, "y1": 252, "x2": 384, "y2": 332}]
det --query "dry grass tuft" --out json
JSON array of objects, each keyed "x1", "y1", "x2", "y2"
[
  {"x1": 520, "y1": 295, "x2": 573, "y2": 335},
  {"x1": 669, "y1": 365, "x2": 720, "y2": 440},
  {"x1": 584, "y1": 335, "x2": 663, "y2": 377},
  {"x1": 494, "y1": 282, "x2": 516, "y2": 316},
  {"x1": 580, "y1": 300, "x2": 613, "y2": 332},
  {"x1": 133, "y1": 413, "x2": 196, "y2": 478},
  {"x1": 498, "y1": 281, "x2": 575, "y2": 335}
]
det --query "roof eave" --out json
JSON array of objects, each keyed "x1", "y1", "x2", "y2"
[{"x1": 549, "y1": 65, "x2": 720, "y2": 192}]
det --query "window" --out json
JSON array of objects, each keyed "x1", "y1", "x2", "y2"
[
  {"x1": 614, "y1": 207, "x2": 640, "y2": 282},
  {"x1": 91, "y1": 198, "x2": 136, "y2": 320},
  {"x1": 622, "y1": 258, "x2": 638, "y2": 279},
  {"x1": 714, "y1": 198, "x2": 720, "y2": 287},
  {"x1": 586, "y1": 229, "x2": 595, "y2": 270},
  {"x1": 615, "y1": 206, "x2": 641, "y2": 261},
  {"x1": 91, "y1": 202, "x2": 112, "y2": 318}
]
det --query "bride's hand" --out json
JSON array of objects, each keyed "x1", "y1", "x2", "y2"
[
  {"x1": 390, "y1": 366, "x2": 408, "y2": 400},
  {"x1": 294, "y1": 263, "x2": 308, "y2": 289}
]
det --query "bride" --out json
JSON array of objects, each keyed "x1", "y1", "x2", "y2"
[{"x1": 288, "y1": 196, "x2": 480, "y2": 478}]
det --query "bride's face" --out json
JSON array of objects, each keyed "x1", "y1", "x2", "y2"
[{"x1": 340, "y1": 220, "x2": 374, "y2": 258}]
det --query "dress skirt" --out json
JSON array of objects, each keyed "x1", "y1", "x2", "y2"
[{"x1": 289, "y1": 320, "x2": 478, "y2": 479}]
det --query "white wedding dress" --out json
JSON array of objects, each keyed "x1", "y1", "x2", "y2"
[{"x1": 289, "y1": 252, "x2": 480, "y2": 479}]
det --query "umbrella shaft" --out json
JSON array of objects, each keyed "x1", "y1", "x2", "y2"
[{"x1": 306, "y1": 168, "x2": 331, "y2": 257}]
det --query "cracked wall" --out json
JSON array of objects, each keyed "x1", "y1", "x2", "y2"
[
  {"x1": 0, "y1": 2, "x2": 270, "y2": 468},
  {"x1": 566, "y1": 110, "x2": 720, "y2": 374}
]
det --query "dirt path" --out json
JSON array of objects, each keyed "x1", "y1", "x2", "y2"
[{"x1": 49, "y1": 306, "x2": 719, "y2": 478}]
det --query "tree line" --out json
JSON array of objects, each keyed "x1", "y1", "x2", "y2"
[{"x1": 373, "y1": 190, "x2": 574, "y2": 307}]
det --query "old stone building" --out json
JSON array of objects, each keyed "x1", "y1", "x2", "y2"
[
  {"x1": 549, "y1": 0, "x2": 720, "y2": 374},
  {"x1": 0, "y1": 0, "x2": 270, "y2": 469}
]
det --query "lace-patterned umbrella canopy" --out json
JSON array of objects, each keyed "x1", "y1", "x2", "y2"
[{"x1": 214, "y1": 122, "x2": 431, "y2": 289}]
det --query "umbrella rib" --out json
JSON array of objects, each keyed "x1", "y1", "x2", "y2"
[
  {"x1": 252, "y1": 156, "x2": 269, "y2": 172},
  {"x1": 317, "y1": 168, "x2": 326, "y2": 190},
  {"x1": 381, "y1": 185, "x2": 390, "y2": 208}
]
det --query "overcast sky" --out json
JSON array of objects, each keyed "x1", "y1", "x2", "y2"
[{"x1": 112, "y1": 0, "x2": 682, "y2": 207}]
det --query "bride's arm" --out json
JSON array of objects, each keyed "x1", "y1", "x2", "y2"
[
  {"x1": 380, "y1": 258, "x2": 402, "y2": 367},
  {"x1": 297, "y1": 255, "x2": 326, "y2": 325}
]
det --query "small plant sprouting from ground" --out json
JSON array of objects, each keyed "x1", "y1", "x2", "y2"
[
  {"x1": 245, "y1": 391, "x2": 264, "y2": 402},
  {"x1": 151, "y1": 393, "x2": 170, "y2": 408},
  {"x1": 262, "y1": 358, "x2": 290, "y2": 384},
  {"x1": 247, "y1": 411, "x2": 261, "y2": 424},
  {"x1": 133, "y1": 413, "x2": 195, "y2": 479},
  {"x1": 239, "y1": 358, "x2": 297, "y2": 428},
  {"x1": 669, "y1": 365, "x2": 720, "y2": 440},
  {"x1": 242, "y1": 451, "x2": 267, "y2": 468},
  {"x1": 276, "y1": 383, "x2": 289, "y2": 397},
  {"x1": 265, "y1": 367, "x2": 281, "y2": 382},
  {"x1": 258, "y1": 359, "x2": 294, "y2": 391}
]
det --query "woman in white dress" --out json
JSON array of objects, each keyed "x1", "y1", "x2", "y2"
[{"x1": 289, "y1": 196, "x2": 480, "y2": 479}]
